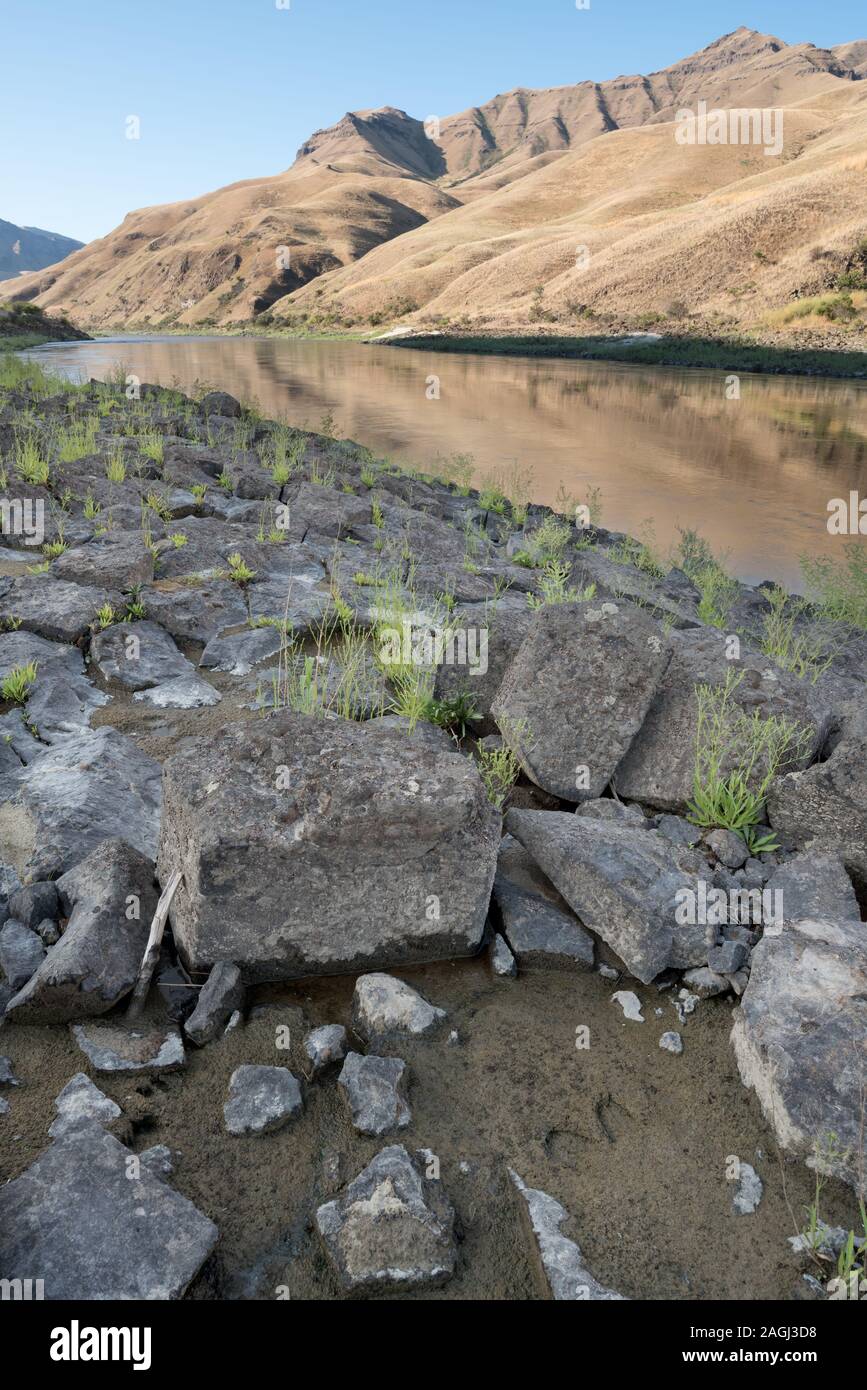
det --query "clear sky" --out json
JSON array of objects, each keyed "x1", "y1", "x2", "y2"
[{"x1": 2, "y1": 0, "x2": 865, "y2": 243}]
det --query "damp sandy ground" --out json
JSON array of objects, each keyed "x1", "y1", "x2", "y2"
[{"x1": 1, "y1": 954, "x2": 859, "y2": 1302}]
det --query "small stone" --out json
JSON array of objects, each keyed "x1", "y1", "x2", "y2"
[
  {"x1": 48, "y1": 1072, "x2": 122, "y2": 1139},
  {"x1": 611, "y1": 990, "x2": 644, "y2": 1022},
  {"x1": 352, "y1": 973, "x2": 445, "y2": 1044},
  {"x1": 659, "y1": 1031, "x2": 683, "y2": 1055},
  {"x1": 706, "y1": 828, "x2": 749, "y2": 869},
  {"x1": 598, "y1": 963, "x2": 619, "y2": 981},
  {"x1": 707, "y1": 940, "x2": 747, "y2": 974},
  {"x1": 490, "y1": 933, "x2": 517, "y2": 978},
  {"x1": 0, "y1": 1097, "x2": 8, "y2": 1117},
  {"x1": 224, "y1": 1065, "x2": 302, "y2": 1135},
  {"x1": 184, "y1": 961, "x2": 245, "y2": 1046},
  {"x1": 682, "y1": 966, "x2": 729, "y2": 999},
  {"x1": 34, "y1": 917, "x2": 60, "y2": 947},
  {"x1": 304, "y1": 1024, "x2": 347, "y2": 1078},
  {"x1": 674, "y1": 989, "x2": 699, "y2": 1024},
  {"x1": 338, "y1": 1053, "x2": 411, "y2": 1136},
  {"x1": 447, "y1": 1029, "x2": 460, "y2": 1046},
  {"x1": 71, "y1": 1021, "x2": 185, "y2": 1074},
  {"x1": 0, "y1": 1056, "x2": 20, "y2": 1087},
  {"x1": 8, "y1": 880, "x2": 59, "y2": 929},
  {"x1": 0, "y1": 920, "x2": 45, "y2": 991},
  {"x1": 656, "y1": 814, "x2": 701, "y2": 848},
  {"x1": 727, "y1": 969, "x2": 750, "y2": 995},
  {"x1": 315, "y1": 1144, "x2": 456, "y2": 1292},
  {"x1": 732, "y1": 1162, "x2": 763, "y2": 1215},
  {"x1": 140, "y1": 1144, "x2": 174, "y2": 1178}
]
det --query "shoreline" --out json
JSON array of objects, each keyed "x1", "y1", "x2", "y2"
[{"x1": 29, "y1": 322, "x2": 867, "y2": 382}]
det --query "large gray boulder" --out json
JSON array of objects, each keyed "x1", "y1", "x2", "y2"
[
  {"x1": 767, "y1": 708, "x2": 867, "y2": 892},
  {"x1": 731, "y1": 918, "x2": 867, "y2": 1191},
  {"x1": 158, "y1": 713, "x2": 500, "y2": 980},
  {"x1": 315, "y1": 1144, "x2": 456, "y2": 1292},
  {"x1": 0, "y1": 727, "x2": 162, "y2": 880},
  {"x1": 0, "y1": 1125, "x2": 218, "y2": 1299},
  {"x1": 491, "y1": 600, "x2": 672, "y2": 802},
  {"x1": 5, "y1": 839, "x2": 158, "y2": 1023},
  {"x1": 505, "y1": 810, "x2": 708, "y2": 983},
  {"x1": 615, "y1": 628, "x2": 832, "y2": 813}
]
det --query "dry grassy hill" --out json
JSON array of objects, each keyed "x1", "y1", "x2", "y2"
[{"x1": 4, "y1": 27, "x2": 867, "y2": 339}]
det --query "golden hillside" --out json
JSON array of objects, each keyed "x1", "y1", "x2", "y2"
[{"x1": 4, "y1": 27, "x2": 866, "y2": 337}]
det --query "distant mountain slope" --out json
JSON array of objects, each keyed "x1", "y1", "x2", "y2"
[
  {"x1": 0, "y1": 219, "x2": 83, "y2": 278},
  {"x1": 2, "y1": 27, "x2": 866, "y2": 336}
]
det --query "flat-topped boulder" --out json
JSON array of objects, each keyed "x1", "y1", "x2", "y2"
[
  {"x1": 157, "y1": 712, "x2": 500, "y2": 979},
  {"x1": 0, "y1": 574, "x2": 124, "y2": 643}
]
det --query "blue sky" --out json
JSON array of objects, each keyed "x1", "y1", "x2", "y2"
[{"x1": 2, "y1": 0, "x2": 865, "y2": 243}]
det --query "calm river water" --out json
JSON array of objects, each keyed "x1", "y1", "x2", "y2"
[{"x1": 24, "y1": 334, "x2": 867, "y2": 587}]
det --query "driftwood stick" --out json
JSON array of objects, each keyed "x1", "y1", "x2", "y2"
[{"x1": 126, "y1": 870, "x2": 183, "y2": 1020}]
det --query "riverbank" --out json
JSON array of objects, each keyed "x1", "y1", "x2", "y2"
[
  {"x1": 0, "y1": 365, "x2": 865, "y2": 1302},
  {"x1": 385, "y1": 331, "x2": 867, "y2": 380},
  {"x1": 0, "y1": 301, "x2": 89, "y2": 352}
]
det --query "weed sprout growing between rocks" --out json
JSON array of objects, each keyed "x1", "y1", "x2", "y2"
[
  {"x1": 687, "y1": 667, "x2": 812, "y2": 853},
  {"x1": 0, "y1": 660, "x2": 38, "y2": 704}
]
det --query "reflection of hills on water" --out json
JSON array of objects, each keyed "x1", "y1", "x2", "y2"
[{"x1": 33, "y1": 337, "x2": 867, "y2": 587}]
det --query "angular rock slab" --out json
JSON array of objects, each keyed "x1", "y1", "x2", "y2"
[
  {"x1": 505, "y1": 810, "x2": 707, "y2": 983},
  {"x1": 509, "y1": 1170, "x2": 626, "y2": 1300},
  {"x1": 90, "y1": 619, "x2": 195, "y2": 691},
  {"x1": 493, "y1": 835, "x2": 594, "y2": 972},
  {"x1": 71, "y1": 1021, "x2": 185, "y2": 1074},
  {"x1": 731, "y1": 917, "x2": 867, "y2": 1191},
  {"x1": 615, "y1": 628, "x2": 832, "y2": 813},
  {"x1": 0, "y1": 1126, "x2": 217, "y2": 1299},
  {"x1": 6, "y1": 839, "x2": 158, "y2": 1023},
  {"x1": 491, "y1": 599, "x2": 672, "y2": 802},
  {"x1": 768, "y1": 708, "x2": 867, "y2": 893},
  {"x1": 184, "y1": 960, "x2": 245, "y2": 1046},
  {"x1": 0, "y1": 727, "x2": 162, "y2": 880},
  {"x1": 316, "y1": 1144, "x2": 456, "y2": 1292},
  {"x1": 158, "y1": 713, "x2": 500, "y2": 979},
  {"x1": 48, "y1": 1072, "x2": 121, "y2": 1139},
  {"x1": 765, "y1": 852, "x2": 860, "y2": 925},
  {"x1": 0, "y1": 574, "x2": 124, "y2": 643},
  {"x1": 0, "y1": 629, "x2": 107, "y2": 743},
  {"x1": 338, "y1": 1052, "x2": 411, "y2": 1136}
]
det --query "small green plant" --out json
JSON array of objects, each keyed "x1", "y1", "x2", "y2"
[
  {"x1": 801, "y1": 542, "x2": 867, "y2": 631},
  {"x1": 105, "y1": 451, "x2": 127, "y2": 483},
  {"x1": 759, "y1": 585, "x2": 834, "y2": 682},
  {"x1": 171, "y1": 532, "x2": 188, "y2": 548},
  {"x1": 42, "y1": 538, "x2": 68, "y2": 559},
  {"x1": 14, "y1": 434, "x2": 50, "y2": 486},
  {"x1": 674, "y1": 528, "x2": 738, "y2": 628},
  {"x1": 226, "y1": 552, "x2": 256, "y2": 585},
  {"x1": 427, "y1": 690, "x2": 480, "y2": 738},
  {"x1": 56, "y1": 416, "x2": 98, "y2": 462},
  {"x1": 218, "y1": 469, "x2": 233, "y2": 492},
  {"x1": 527, "y1": 561, "x2": 595, "y2": 608},
  {"x1": 1, "y1": 660, "x2": 38, "y2": 704},
  {"x1": 371, "y1": 498, "x2": 385, "y2": 529},
  {"x1": 687, "y1": 668, "x2": 812, "y2": 847},
  {"x1": 798, "y1": 1133, "x2": 866, "y2": 1295},
  {"x1": 476, "y1": 724, "x2": 526, "y2": 809},
  {"x1": 95, "y1": 603, "x2": 116, "y2": 629},
  {"x1": 139, "y1": 431, "x2": 164, "y2": 465},
  {"x1": 611, "y1": 521, "x2": 666, "y2": 578},
  {"x1": 83, "y1": 491, "x2": 101, "y2": 520}
]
